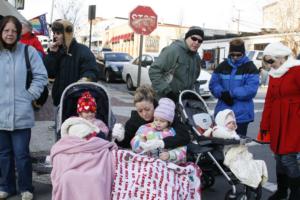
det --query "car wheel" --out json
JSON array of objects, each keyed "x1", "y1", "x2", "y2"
[
  {"x1": 126, "y1": 75, "x2": 135, "y2": 91},
  {"x1": 105, "y1": 71, "x2": 111, "y2": 83}
]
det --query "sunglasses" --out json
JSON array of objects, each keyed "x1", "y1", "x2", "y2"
[
  {"x1": 230, "y1": 53, "x2": 243, "y2": 57},
  {"x1": 263, "y1": 58, "x2": 275, "y2": 64},
  {"x1": 190, "y1": 36, "x2": 203, "y2": 44}
]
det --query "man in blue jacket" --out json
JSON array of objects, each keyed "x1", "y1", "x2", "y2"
[{"x1": 209, "y1": 39, "x2": 259, "y2": 136}]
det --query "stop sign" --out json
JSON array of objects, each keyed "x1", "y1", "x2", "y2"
[{"x1": 129, "y1": 6, "x2": 157, "y2": 35}]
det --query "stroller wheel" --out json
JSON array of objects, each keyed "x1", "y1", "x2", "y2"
[
  {"x1": 225, "y1": 189, "x2": 237, "y2": 200},
  {"x1": 201, "y1": 172, "x2": 215, "y2": 190}
]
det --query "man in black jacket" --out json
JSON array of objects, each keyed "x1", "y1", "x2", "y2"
[{"x1": 44, "y1": 19, "x2": 99, "y2": 106}]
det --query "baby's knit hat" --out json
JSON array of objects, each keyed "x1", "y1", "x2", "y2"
[
  {"x1": 77, "y1": 91, "x2": 97, "y2": 114},
  {"x1": 154, "y1": 98, "x2": 175, "y2": 123}
]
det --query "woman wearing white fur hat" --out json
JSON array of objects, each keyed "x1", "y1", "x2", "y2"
[{"x1": 260, "y1": 42, "x2": 300, "y2": 200}]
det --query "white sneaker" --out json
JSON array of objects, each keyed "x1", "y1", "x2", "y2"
[
  {"x1": 21, "y1": 191, "x2": 33, "y2": 200},
  {"x1": 0, "y1": 191, "x2": 8, "y2": 199}
]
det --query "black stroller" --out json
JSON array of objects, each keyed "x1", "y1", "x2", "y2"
[
  {"x1": 178, "y1": 90, "x2": 262, "y2": 200},
  {"x1": 33, "y1": 82, "x2": 116, "y2": 173},
  {"x1": 55, "y1": 82, "x2": 116, "y2": 141}
]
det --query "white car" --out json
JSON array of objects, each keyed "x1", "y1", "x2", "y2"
[
  {"x1": 122, "y1": 54, "x2": 211, "y2": 98},
  {"x1": 122, "y1": 54, "x2": 158, "y2": 90}
]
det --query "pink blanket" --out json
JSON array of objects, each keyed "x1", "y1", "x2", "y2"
[
  {"x1": 112, "y1": 150, "x2": 202, "y2": 200},
  {"x1": 50, "y1": 136, "x2": 117, "y2": 200}
]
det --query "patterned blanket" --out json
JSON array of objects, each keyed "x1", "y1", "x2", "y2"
[{"x1": 112, "y1": 150, "x2": 201, "y2": 200}]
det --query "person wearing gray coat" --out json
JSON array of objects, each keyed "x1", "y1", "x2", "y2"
[{"x1": 0, "y1": 16, "x2": 48, "y2": 200}]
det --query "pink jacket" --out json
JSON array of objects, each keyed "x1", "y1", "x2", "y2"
[{"x1": 50, "y1": 136, "x2": 117, "y2": 200}]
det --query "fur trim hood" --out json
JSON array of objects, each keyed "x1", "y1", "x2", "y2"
[
  {"x1": 61, "y1": 117, "x2": 100, "y2": 139},
  {"x1": 51, "y1": 19, "x2": 74, "y2": 53}
]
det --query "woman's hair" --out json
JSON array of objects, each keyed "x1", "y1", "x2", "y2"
[
  {"x1": 0, "y1": 15, "x2": 22, "y2": 48},
  {"x1": 133, "y1": 84, "x2": 156, "y2": 105}
]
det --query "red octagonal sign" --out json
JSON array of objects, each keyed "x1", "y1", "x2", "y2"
[{"x1": 129, "y1": 5, "x2": 157, "y2": 35}]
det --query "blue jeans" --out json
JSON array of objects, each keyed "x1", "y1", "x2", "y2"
[
  {"x1": 275, "y1": 153, "x2": 300, "y2": 178},
  {"x1": 0, "y1": 129, "x2": 33, "y2": 194}
]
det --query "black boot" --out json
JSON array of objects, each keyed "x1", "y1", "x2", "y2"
[
  {"x1": 289, "y1": 176, "x2": 300, "y2": 200},
  {"x1": 268, "y1": 174, "x2": 289, "y2": 200}
]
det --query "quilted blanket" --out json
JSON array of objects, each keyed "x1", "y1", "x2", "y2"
[{"x1": 112, "y1": 150, "x2": 201, "y2": 200}]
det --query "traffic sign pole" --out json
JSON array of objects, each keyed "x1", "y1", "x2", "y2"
[{"x1": 137, "y1": 35, "x2": 144, "y2": 87}]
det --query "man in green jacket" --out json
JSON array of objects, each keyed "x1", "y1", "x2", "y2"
[{"x1": 149, "y1": 26, "x2": 204, "y2": 102}]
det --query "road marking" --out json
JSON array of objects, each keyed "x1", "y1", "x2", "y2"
[{"x1": 205, "y1": 99, "x2": 265, "y2": 104}]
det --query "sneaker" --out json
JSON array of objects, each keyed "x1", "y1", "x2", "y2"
[
  {"x1": 0, "y1": 191, "x2": 8, "y2": 199},
  {"x1": 21, "y1": 191, "x2": 33, "y2": 200}
]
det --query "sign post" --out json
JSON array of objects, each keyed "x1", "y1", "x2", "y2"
[{"x1": 129, "y1": 5, "x2": 157, "y2": 87}]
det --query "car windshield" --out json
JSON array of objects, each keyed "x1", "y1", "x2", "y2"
[{"x1": 105, "y1": 53, "x2": 132, "y2": 62}]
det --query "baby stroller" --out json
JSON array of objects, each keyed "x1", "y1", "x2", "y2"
[
  {"x1": 33, "y1": 82, "x2": 116, "y2": 174},
  {"x1": 178, "y1": 90, "x2": 262, "y2": 200},
  {"x1": 55, "y1": 82, "x2": 116, "y2": 141}
]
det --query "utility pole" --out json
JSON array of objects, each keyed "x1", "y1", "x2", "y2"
[{"x1": 237, "y1": 9, "x2": 241, "y2": 34}]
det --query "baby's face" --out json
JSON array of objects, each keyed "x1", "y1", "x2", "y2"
[
  {"x1": 153, "y1": 117, "x2": 169, "y2": 131},
  {"x1": 79, "y1": 111, "x2": 96, "y2": 120},
  {"x1": 226, "y1": 121, "x2": 236, "y2": 131}
]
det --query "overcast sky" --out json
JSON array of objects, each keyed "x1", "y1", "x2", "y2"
[{"x1": 19, "y1": 0, "x2": 275, "y2": 32}]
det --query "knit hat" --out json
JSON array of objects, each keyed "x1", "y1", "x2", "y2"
[
  {"x1": 263, "y1": 42, "x2": 292, "y2": 57},
  {"x1": 60, "y1": 117, "x2": 100, "y2": 139},
  {"x1": 77, "y1": 91, "x2": 97, "y2": 114},
  {"x1": 185, "y1": 26, "x2": 204, "y2": 40},
  {"x1": 193, "y1": 113, "x2": 213, "y2": 130},
  {"x1": 51, "y1": 19, "x2": 74, "y2": 53},
  {"x1": 229, "y1": 39, "x2": 245, "y2": 54},
  {"x1": 154, "y1": 98, "x2": 175, "y2": 123}
]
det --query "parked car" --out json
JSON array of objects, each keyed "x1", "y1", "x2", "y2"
[
  {"x1": 122, "y1": 54, "x2": 158, "y2": 90},
  {"x1": 246, "y1": 50, "x2": 264, "y2": 69},
  {"x1": 196, "y1": 70, "x2": 212, "y2": 98},
  {"x1": 122, "y1": 54, "x2": 212, "y2": 98},
  {"x1": 97, "y1": 52, "x2": 133, "y2": 82}
]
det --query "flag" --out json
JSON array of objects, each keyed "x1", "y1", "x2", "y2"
[{"x1": 29, "y1": 14, "x2": 49, "y2": 36}]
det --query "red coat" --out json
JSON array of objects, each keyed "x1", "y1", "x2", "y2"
[
  {"x1": 20, "y1": 32, "x2": 46, "y2": 58},
  {"x1": 260, "y1": 65, "x2": 300, "y2": 154}
]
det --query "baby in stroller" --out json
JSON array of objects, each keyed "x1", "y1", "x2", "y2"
[
  {"x1": 179, "y1": 90, "x2": 267, "y2": 199},
  {"x1": 195, "y1": 109, "x2": 268, "y2": 189},
  {"x1": 131, "y1": 98, "x2": 186, "y2": 163}
]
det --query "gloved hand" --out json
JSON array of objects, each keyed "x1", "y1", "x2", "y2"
[
  {"x1": 112, "y1": 123, "x2": 125, "y2": 142},
  {"x1": 260, "y1": 130, "x2": 268, "y2": 135},
  {"x1": 166, "y1": 91, "x2": 178, "y2": 103},
  {"x1": 220, "y1": 91, "x2": 234, "y2": 106},
  {"x1": 140, "y1": 139, "x2": 165, "y2": 152},
  {"x1": 77, "y1": 77, "x2": 91, "y2": 82}
]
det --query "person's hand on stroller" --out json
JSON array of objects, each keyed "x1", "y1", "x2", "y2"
[
  {"x1": 77, "y1": 77, "x2": 91, "y2": 82},
  {"x1": 112, "y1": 123, "x2": 125, "y2": 142},
  {"x1": 140, "y1": 139, "x2": 165, "y2": 153},
  {"x1": 220, "y1": 91, "x2": 234, "y2": 106}
]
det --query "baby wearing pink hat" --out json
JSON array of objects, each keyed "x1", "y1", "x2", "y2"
[{"x1": 131, "y1": 98, "x2": 186, "y2": 163}]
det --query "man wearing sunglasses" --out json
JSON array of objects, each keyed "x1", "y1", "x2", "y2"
[
  {"x1": 260, "y1": 42, "x2": 300, "y2": 200},
  {"x1": 209, "y1": 38, "x2": 259, "y2": 137},
  {"x1": 149, "y1": 26, "x2": 204, "y2": 102}
]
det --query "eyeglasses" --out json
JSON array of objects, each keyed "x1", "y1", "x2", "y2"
[
  {"x1": 230, "y1": 53, "x2": 243, "y2": 57},
  {"x1": 190, "y1": 36, "x2": 203, "y2": 44},
  {"x1": 263, "y1": 58, "x2": 275, "y2": 64}
]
